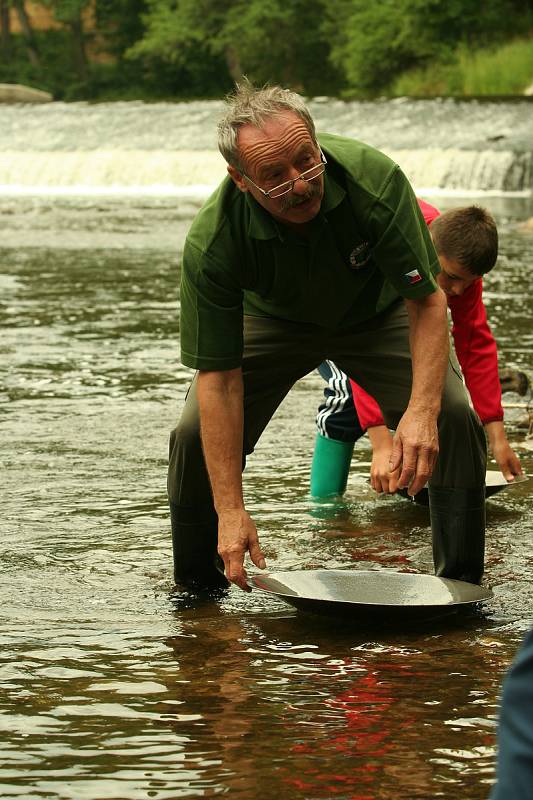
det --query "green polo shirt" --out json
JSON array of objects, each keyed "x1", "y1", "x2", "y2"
[{"x1": 180, "y1": 132, "x2": 440, "y2": 370}]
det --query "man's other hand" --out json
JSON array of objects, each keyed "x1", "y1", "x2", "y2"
[{"x1": 390, "y1": 408, "x2": 439, "y2": 496}]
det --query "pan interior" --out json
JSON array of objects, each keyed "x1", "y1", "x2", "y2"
[
  {"x1": 251, "y1": 570, "x2": 492, "y2": 607},
  {"x1": 485, "y1": 470, "x2": 529, "y2": 488}
]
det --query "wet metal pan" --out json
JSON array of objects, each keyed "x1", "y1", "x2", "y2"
[
  {"x1": 397, "y1": 470, "x2": 530, "y2": 506},
  {"x1": 249, "y1": 570, "x2": 493, "y2": 620}
]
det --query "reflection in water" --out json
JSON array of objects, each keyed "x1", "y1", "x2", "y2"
[
  {"x1": 0, "y1": 194, "x2": 532, "y2": 799},
  {"x1": 161, "y1": 612, "x2": 508, "y2": 799}
]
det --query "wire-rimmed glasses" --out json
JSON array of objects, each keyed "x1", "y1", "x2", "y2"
[{"x1": 243, "y1": 147, "x2": 327, "y2": 199}]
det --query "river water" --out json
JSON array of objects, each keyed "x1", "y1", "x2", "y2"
[{"x1": 1, "y1": 99, "x2": 532, "y2": 799}]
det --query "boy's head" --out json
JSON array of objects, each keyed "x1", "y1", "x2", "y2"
[{"x1": 430, "y1": 206, "x2": 498, "y2": 297}]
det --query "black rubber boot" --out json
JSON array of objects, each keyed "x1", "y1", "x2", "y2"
[
  {"x1": 429, "y1": 486, "x2": 486, "y2": 585},
  {"x1": 170, "y1": 502, "x2": 229, "y2": 591}
]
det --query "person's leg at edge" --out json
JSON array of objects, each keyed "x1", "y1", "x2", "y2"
[
  {"x1": 311, "y1": 360, "x2": 364, "y2": 498},
  {"x1": 167, "y1": 316, "x2": 327, "y2": 590},
  {"x1": 490, "y1": 627, "x2": 533, "y2": 799},
  {"x1": 330, "y1": 301, "x2": 487, "y2": 584}
]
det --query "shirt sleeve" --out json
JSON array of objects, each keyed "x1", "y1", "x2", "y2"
[
  {"x1": 448, "y1": 280, "x2": 504, "y2": 424},
  {"x1": 179, "y1": 239, "x2": 244, "y2": 371},
  {"x1": 417, "y1": 198, "x2": 441, "y2": 226},
  {"x1": 350, "y1": 380, "x2": 386, "y2": 430},
  {"x1": 369, "y1": 167, "x2": 441, "y2": 298}
]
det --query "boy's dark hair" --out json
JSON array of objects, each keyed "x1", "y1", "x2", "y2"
[{"x1": 430, "y1": 205, "x2": 498, "y2": 276}]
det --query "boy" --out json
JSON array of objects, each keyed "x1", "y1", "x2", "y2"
[{"x1": 311, "y1": 202, "x2": 523, "y2": 498}]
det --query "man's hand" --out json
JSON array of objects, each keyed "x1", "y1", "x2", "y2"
[
  {"x1": 217, "y1": 508, "x2": 266, "y2": 592},
  {"x1": 368, "y1": 426, "x2": 398, "y2": 493},
  {"x1": 389, "y1": 408, "x2": 439, "y2": 496},
  {"x1": 486, "y1": 420, "x2": 523, "y2": 481}
]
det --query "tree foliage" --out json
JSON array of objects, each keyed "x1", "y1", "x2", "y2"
[
  {"x1": 0, "y1": 0, "x2": 531, "y2": 99},
  {"x1": 127, "y1": 0, "x2": 342, "y2": 94},
  {"x1": 325, "y1": 0, "x2": 533, "y2": 93}
]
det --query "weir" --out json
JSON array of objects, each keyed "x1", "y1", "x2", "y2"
[{"x1": 1, "y1": 98, "x2": 531, "y2": 195}]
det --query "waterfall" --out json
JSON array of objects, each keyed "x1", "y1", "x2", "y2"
[{"x1": 1, "y1": 99, "x2": 531, "y2": 196}]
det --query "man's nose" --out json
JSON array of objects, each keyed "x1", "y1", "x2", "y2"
[{"x1": 291, "y1": 175, "x2": 310, "y2": 194}]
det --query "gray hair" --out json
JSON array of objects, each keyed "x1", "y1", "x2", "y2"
[{"x1": 217, "y1": 81, "x2": 316, "y2": 171}]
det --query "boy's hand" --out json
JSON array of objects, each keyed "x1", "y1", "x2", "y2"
[
  {"x1": 368, "y1": 426, "x2": 398, "y2": 493},
  {"x1": 485, "y1": 420, "x2": 523, "y2": 481}
]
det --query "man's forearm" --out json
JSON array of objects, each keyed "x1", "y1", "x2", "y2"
[
  {"x1": 390, "y1": 290, "x2": 448, "y2": 493},
  {"x1": 405, "y1": 290, "x2": 449, "y2": 415},
  {"x1": 197, "y1": 368, "x2": 245, "y2": 512}
]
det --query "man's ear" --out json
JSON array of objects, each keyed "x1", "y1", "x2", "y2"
[{"x1": 227, "y1": 164, "x2": 248, "y2": 193}]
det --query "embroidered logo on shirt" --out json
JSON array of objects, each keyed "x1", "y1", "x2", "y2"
[
  {"x1": 404, "y1": 269, "x2": 423, "y2": 285},
  {"x1": 349, "y1": 242, "x2": 371, "y2": 269}
]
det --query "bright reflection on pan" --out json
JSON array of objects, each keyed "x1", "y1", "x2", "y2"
[{"x1": 250, "y1": 570, "x2": 493, "y2": 618}]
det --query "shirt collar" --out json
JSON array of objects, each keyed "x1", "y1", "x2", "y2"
[
  {"x1": 245, "y1": 171, "x2": 347, "y2": 241},
  {"x1": 246, "y1": 193, "x2": 280, "y2": 240},
  {"x1": 320, "y1": 170, "x2": 346, "y2": 214}
]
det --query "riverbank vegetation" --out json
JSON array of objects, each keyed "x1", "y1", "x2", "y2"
[
  {"x1": 393, "y1": 39, "x2": 533, "y2": 97},
  {"x1": 0, "y1": 0, "x2": 531, "y2": 100}
]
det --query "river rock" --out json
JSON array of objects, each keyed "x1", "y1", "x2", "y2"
[{"x1": 0, "y1": 83, "x2": 53, "y2": 103}]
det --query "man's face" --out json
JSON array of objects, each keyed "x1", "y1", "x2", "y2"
[
  {"x1": 437, "y1": 254, "x2": 480, "y2": 297},
  {"x1": 227, "y1": 111, "x2": 324, "y2": 227}
]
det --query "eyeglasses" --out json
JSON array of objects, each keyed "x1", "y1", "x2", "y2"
[{"x1": 243, "y1": 147, "x2": 327, "y2": 199}]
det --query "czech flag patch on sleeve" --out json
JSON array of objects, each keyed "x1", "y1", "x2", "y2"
[{"x1": 404, "y1": 269, "x2": 423, "y2": 285}]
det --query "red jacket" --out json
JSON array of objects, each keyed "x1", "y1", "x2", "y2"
[{"x1": 351, "y1": 199, "x2": 503, "y2": 429}]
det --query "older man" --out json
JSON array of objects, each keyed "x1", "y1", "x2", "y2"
[{"x1": 168, "y1": 82, "x2": 486, "y2": 592}]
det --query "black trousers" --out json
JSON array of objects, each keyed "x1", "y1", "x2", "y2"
[{"x1": 168, "y1": 303, "x2": 487, "y2": 577}]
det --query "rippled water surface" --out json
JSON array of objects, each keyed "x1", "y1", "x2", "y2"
[{"x1": 1, "y1": 195, "x2": 532, "y2": 800}]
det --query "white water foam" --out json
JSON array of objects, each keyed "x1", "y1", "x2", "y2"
[
  {"x1": 1, "y1": 185, "x2": 530, "y2": 200},
  {"x1": 0, "y1": 147, "x2": 529, "y2": 197}
]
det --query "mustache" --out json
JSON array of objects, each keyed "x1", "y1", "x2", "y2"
[{"x1": 280, "y1": 182, "x2": 321, "y2": 211}]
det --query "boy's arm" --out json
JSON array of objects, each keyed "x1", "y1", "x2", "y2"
[
  {"x1": 449, "y1": 280, "x2": 501, "y2": 421},
  {"x1": 449, "y1": 282, "x2": 522, "y2": 479},
  {"x1": 350, "y1": 380, "x2": 397, "y2": 492},
  {"x1": 485, "y1": 421, "x2": 523, "y2": 480},
  {"x1": 350, "y1": 380, "x2": 386, "y2": 430}
]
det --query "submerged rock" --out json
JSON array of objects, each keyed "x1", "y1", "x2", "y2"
[{"x1": 0, "y1": 83, "x2": 53, "y2": 103}]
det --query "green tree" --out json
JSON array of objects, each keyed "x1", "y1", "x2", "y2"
[
  {"x1": 95, "y1": 0, "x2": 147, "y2": 57},
  {"x1": 127, "y1": 0, "x2": 241, "y2": 81},
  {"x1": 12, "y1": 0, "x2": 41, "y2": 65},
  {"x1": 43, "y1": 0, "x2": 92, "y2": 80},
  {"x1": 127, "y1": 0, "x2": 342, "y2": 95},
  {"x1": 0, "y1": 0, "x2": 11, "y2": 62},
  {"x1": 325, "y1": 0, "x2": 533, "y2": 94}
]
